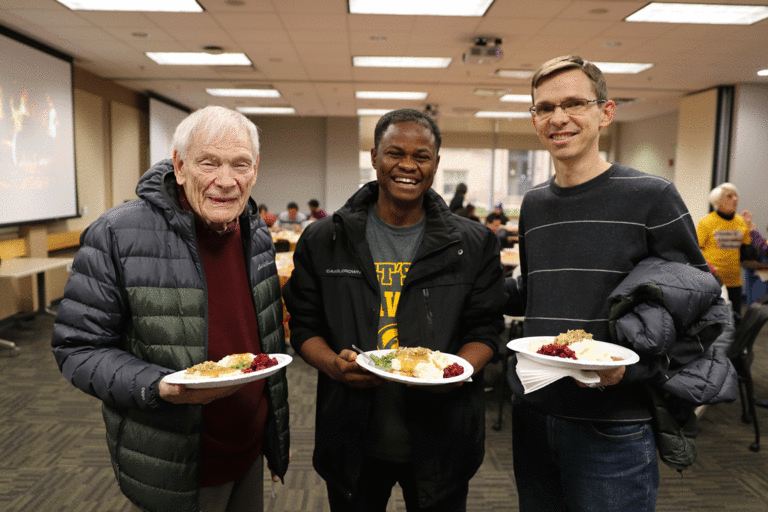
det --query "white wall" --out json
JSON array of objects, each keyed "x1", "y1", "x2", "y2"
[
  {"x1": 110, "y1": 101, "x2": 143, "y2": 206},
  {"x1": 615, "y1": 111, "x2": 677, "y2": 181},
  {"x1": 730, "y1": 84, "x2": 768, "y2": 233},
  {"x1": 249, "y1": 116, "x2": 329, "y2": 216},
  {"x1": 674, "y1": 89, "x2": 719, "y2": 224},
  {"x1": 325, "y1": 117, "x2": 359, "y2": 214}
]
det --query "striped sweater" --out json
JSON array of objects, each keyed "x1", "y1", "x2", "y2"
[{"x1": 509, "y1": 163, "x2": 708, "y2": 422}]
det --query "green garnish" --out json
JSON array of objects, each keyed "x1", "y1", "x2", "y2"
[
  {"x1": 229, "y1": 361, "x2": 251, "y2": 370},
  {"x1": 370, "y1": 352, "x2": 396, "y2": 370}
]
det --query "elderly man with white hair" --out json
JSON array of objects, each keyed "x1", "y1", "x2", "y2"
[{"x1": 52, "y1": 106, "x2": 290, "y2": 512}]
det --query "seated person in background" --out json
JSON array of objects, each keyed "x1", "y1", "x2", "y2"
[
  {"x1": 307, "y1": 199, "x2": 327, "y2": 220},
  {"x1": 276, "y1": 201, "x2": 308, "y2": 232},
  {"x1": 258, "y1": 203, "x2": 277, "y2": 228},
  {"x1": 485, "y1": 212, "x2": 515, "y2": 248},
  {"x1": 742, "y1": 210, "x2": 768, "y2": 259},
  {"x1": 493, "y1": 203, "x2": 509, "y2": 225},
  {"x1": 455, "y1": 202, "x2": 480, "y2": 222}
]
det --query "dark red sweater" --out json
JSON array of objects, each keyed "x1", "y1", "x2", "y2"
[{"x1": 183, "y1": 192, "x2": 268, "y2": 487}]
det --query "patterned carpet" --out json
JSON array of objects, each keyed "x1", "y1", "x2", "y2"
[{"x1": 2, "y1": 312, "x2": 768, "y2": 511}]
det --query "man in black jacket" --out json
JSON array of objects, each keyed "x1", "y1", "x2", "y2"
[{"x1": 283, "y1": 108, "x2": 505, "y2": 511}]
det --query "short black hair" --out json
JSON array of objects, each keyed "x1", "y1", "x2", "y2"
[
  {"x1": 485, "y1": 212, "x2": 502, "y2": 224},
  {"x1": 258, "y1": 204, "x2": 268, "y2": 213},
  {"x1": 373, "y1": 108, "x2": 441, "y2": 152},
  {"x1": 287, "y1": 202, "x2": 299, "y2": 210},
  {"x1": 308, "y1": 199, "x2": 319, "y2": 208}
]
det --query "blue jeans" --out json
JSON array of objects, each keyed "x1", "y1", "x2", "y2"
[
  {"x1": 512, "y1": 401, "x2": 659, "y2": 512},
  {"x1": 326, "y1": 456, "x2": 468, "y2": 512}
]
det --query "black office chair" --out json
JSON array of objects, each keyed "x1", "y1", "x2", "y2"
[
  {"x1": 273, "y1": 239, "x2": 291, "y2": 253},
  {"x1": 491, "y1": 317, "x2": 523, "y2": 431},
  {"x1": 727, "y1": 295, "x2": 768, "y2": 452}
]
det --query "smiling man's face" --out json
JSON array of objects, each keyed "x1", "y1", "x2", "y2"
[
  {"x1": 371, "y1": 121, "x2": 439, "y2": 224},
  {"x1": 173, "y1": 125, "x2": 258, "y2": 231}
]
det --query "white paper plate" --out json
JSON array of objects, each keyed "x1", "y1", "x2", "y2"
[
  {"x1": 163, "y1": 353, "x2": 292, "y2": 389},
  {"x1": 507, "y1": 337, "x2": 638, "y2": 371},
  {"x1": 356, "y1": 349, "x2": 473, "y2": 386}
]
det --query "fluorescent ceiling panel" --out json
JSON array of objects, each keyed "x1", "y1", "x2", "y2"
[
  {"x1": 592, "y1": 61, "x2": 653, "y2": 74},
  {"x1": 758, "y1": 69, "x2": 768, "y2": 77},
  {"x1": 237, "y1": 107, "x2": 296, "y2": 115},
  {"x1": 349, "y1": 0, "x2": 493, "y2": 16},
  {"x1": 625, "y1": 2, "x2": 768, "y2": 25},
  {"x1": 494, "y1": 69, "x2": 534, "y2": 79},
  {"x1": 353, "y1": 56, "x2": 452, "y2": 68},
  {"x1": 500, "y1": 94, "x2": 531, "y2": 103},
  {"x1": 475, "y1": 111, "x2": 530, "y2": 119},
  {"x1": 357, "y1": 109, "x2": 393, "y2": 116},
  {"x1": 207, "y1": 88, "x2": 281, "y2": 98},
  {"x1": 146, "y1": 52, "x2": 251, "y2": 65},
  {"x1": 356, "y1": 91, "x2": 428, "y2": 100},
  {"x1": 57, "y1": 0, "x2": 202, "y2": 11}
]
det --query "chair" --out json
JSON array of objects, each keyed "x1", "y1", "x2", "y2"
[
  {"x1": 726, "y1": 295, "x2": 768, "y2": 452},
  {"x1": 273, "y1": 239, "x2": 291, "y2": 253},
  {"x1": 491, "y1": 316, "x2": 523, "y2": 431}
]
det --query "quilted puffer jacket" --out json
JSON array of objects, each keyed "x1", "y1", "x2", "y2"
[
  {"x1": 607, "y1": 257, "x2": 737, "y2": 405},
  {"x1": 51, "y1": 160, "x2": 289, "y2": 512}
]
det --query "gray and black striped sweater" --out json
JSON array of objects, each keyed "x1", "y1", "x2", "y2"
[{"x1": 508, "y1": 163, "x2": 709, "y2": 422}]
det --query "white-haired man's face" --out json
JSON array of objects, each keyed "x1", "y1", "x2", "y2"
[{"x1": 173, "y1": 125, "x2": 258, "y2": 231}]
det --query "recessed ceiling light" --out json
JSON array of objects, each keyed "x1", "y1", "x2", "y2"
[
  {"x1": 237, "y1": 107, "x2": 296, "y2": 115},
  {"x1": 353, "y1": 56, "x2": 452, "y2": 68},
  {"x1": 56, "y1": 0, "x2": 202, "y2": 11},
  {"x1": 349, "y1": 0, "x2": 493, "y2": 16},
  {"x1": 146, "y1": 52, "x2": 251, "y2": 65},
  {"x1": 758, "y1": 69, "x2": 768, "y2": 77},
  {"x1": 356, "y1": 91, "x2": 428, "y2": 100},
  {"x1": 357, "y1": 109, "x2": 393, "y2": 116},
  {"x1": 499, "y1": 94, "x2": 531, "y2": 103},
  {"x1": 625, "y1": 2, "x2": 768, "y2": 25},
  {"x1": 493, "y1": 69, "x2": 534, "y2": 79},
  {"x1": 206, "y1": 88, "x2": 281, "y2": 98},
  {"x1": 475, "y1": 111, "x2": 530, "y2": 118},
  {"x1": 473, "y1": 88, "x2": 507, "y2": 96},
  {"x1": 592, "y1": 61, "x2": 653, "y2": 74}
]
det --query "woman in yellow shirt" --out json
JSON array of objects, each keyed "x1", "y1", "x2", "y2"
[{"x1": 697, "y1": 183, "x2": 752, "y2": 325}]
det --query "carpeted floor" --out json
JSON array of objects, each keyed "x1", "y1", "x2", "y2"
[{"x1": 2, "y1": 311, "x2": 768, "y2": 511}]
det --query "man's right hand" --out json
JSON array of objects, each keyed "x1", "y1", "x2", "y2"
[
  {"x1": 299, "y1": 337, "x2": 383, "y2": 388},
  {"x1": 328, "y1": 349, "x2": 384, "y2": 388},
  {"x1": 159, "y1": 380, "x2": 245, "y2": 405}
]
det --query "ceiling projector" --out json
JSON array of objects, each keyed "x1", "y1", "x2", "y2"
[{"x1": 462, "y1": 37, "x2": 503, "y2": 65}]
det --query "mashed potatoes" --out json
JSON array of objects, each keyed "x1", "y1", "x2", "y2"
[
  {"x1": 568, "y1": 339, "x2": 612, "y2": 362},
  {"x1": 389, "y1": 347, "x2": 453, "y2": 379}
]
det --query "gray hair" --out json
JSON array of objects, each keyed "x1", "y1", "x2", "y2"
[
  {"x1": 709, "y1": 182, "x2": 738, "y2": 208},
  {"x1": 172, "y1": 106, "x2": 260, "y2": 160}
]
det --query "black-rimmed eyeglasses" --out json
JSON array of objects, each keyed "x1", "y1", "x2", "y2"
[{"x1": 529, "y1": 99, "x2": 607, "y2": 119}]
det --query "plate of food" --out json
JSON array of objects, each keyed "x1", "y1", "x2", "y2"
[
  {"x1": 162, "y1": 352, "x2": 292, "y2": 389},
  {"x1": 355, "y1": 347, "x2": 473, "y2": 386},
  {"x1": 507, "y1": 329, "x2": 639, "y2": 371}
]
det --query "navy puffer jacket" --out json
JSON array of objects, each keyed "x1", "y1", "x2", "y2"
[{"x1": 607, "y1": 257, "x2": 737, "y2": 405}]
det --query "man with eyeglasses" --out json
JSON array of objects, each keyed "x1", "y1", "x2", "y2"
[{"x1": 504, "y1": 55, "x2": 713, "y2": 511}]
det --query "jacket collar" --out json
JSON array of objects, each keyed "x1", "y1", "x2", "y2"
[{"x1": 334, "y1": 181, "x2": 460, "y2": 256}]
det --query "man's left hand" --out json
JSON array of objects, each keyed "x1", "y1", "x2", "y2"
[
  {"x1": 576, "y1": 365, "x2": 625, "y2": 388},
  {"x1": 158, "y1": 380, "x2": 245, "y2": 404}
]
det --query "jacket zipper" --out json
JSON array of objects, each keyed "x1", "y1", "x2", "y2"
[{"x1": 423, "y1": 288, "x2": 437, "y2": 347}]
